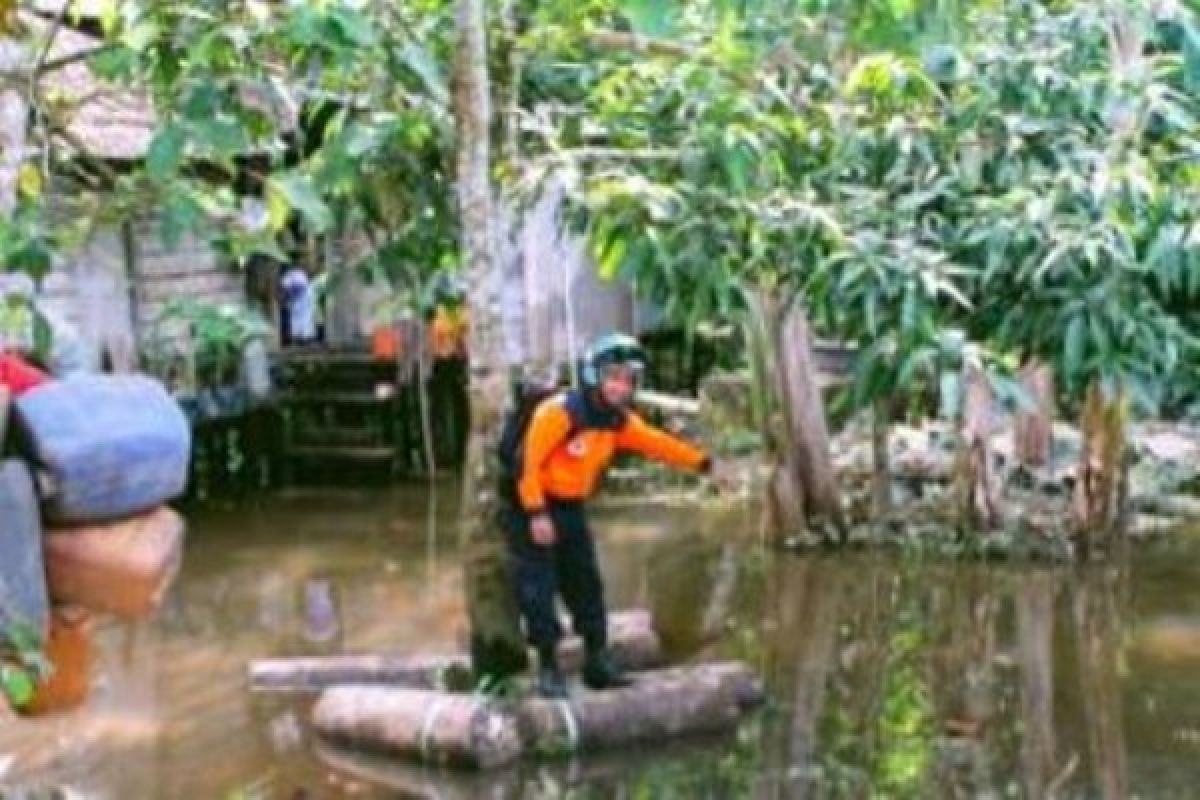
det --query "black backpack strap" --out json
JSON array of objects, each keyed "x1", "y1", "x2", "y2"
[{"x1": 560, "y1": 389, "x2": 586, "y2": 440}]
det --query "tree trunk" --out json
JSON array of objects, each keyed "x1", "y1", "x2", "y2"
[
  {"x1": 1014, "y1": 359, "x2": 1055, "y2": 467},
  {"x1": 1072, "y1": 381, "x2": 1128, "y2": 552},
  {"x1": 749, "y1": 290, "x2": 839, "y2": 540},
  {"x1": 0, "y1": 36, "x2": 28, "y2": 214},
  {"x1": 454, "y1": 0, "x2": 527, "y2": 682},
  {"x1": 776, "y1": 298, "x2": 840, "y2": 523},
  {"x1": 957, "y1": 365, "x2": 998, "y2": 530},
  {"x1": 498, "y1": 0, "x2": 523, "y2": 168}
]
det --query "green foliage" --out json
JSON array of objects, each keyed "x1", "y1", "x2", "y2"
[
  {"x1": 10, "y1": 0, "x2": 460, "y2": 309},
  {"x1": 4, "y1": 0, "x2": 1198, "y2": 422},
  {"x1": 147, "y1": 300, "x2": 271, "y2": 390},
  {"x1": 0, "y1": 620, "x2": 51, "y2": 711},
  {"x1": 525, "y1": 0, "x2": 1200, "y2": 417}
]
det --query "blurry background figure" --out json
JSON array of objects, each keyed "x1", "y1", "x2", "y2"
[
  {"x1": 280, "y1": 265, "x2": 318, "y2": 347},
  {"x1": 426, "y1": 275, "x2": 469, "y2": 469}
]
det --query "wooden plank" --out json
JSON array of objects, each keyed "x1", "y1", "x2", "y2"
[
  {"x1": 138, "y1": 290, "x2": 247, "y2": 322},
  {"x1": 138, "y1": 270, "x2": 241, "y2": 302}
]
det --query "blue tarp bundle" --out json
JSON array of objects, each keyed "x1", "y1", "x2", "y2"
[{"x1": 0, "y1": 459, "x2": 48, "y2": 634}]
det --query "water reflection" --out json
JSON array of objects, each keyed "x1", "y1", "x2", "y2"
[{"x1": 0, "y1": 488, "x2": 1197, "y2": 798}]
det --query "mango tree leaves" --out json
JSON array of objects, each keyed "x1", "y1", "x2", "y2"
[
  {"x1": 267, "y1": 173, "x2": 333, "y2": 234},
  {"x1": 146, "y1": 124, "x2": 187, "y2": 180}
]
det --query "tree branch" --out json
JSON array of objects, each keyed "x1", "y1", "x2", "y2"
[
  {"x1": 585, "y1": 31, "x2": 698, "y2": 59},
  {"x1": 46, "y1": 121, "x2": 119, "y2": 183},
  {"x1": 35, "y1": 43, "x2": 116, "y2": 76},
  {"x1": 541, "y1": 146, "x2": 683, "y2": 162}
]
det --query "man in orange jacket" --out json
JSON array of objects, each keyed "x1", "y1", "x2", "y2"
[{"x1": 504, "y1": 332, "x2": 732, "y2": 698}]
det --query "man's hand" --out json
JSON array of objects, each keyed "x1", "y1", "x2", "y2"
[
  {"x1": 708, "y1": 458, "x2": 739, "y2": 493},
  {"x1": 530, "y1": 512, "x2": 556, "y2": 547}
]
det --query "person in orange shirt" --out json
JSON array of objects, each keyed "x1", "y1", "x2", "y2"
[{"x1": 502, "y1": 332, "x2": 733, "y2": 698}]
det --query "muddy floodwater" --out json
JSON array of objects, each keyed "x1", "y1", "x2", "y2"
[{"x1": 2, "y1": 484, "x2": 1199, "y2": 798}]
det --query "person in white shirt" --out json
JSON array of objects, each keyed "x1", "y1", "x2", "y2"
[{"x1": 281, "y1": 266, "x2": 317, "y2": 345}]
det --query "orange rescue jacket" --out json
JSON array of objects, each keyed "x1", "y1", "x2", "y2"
[{"x1": 516, "y1": 391, "x2": 709, "y2": 512}]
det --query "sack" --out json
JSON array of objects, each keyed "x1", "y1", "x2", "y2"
[
  {"x1": 16, "y1": 375, "x2": 191, "y2": 524},
  {"x1": 43, "y1": 508, "x2": 185, "y2": 620},
  {"x1": 0, "y1": 460, "x2": 48, "y2": 635},
  {"x1": 27, "y1": 606, "x2": 93, "y2": 716}
]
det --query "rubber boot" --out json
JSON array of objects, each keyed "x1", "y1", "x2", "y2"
[{"x1": 582, "y1": 648, "x2": 632, "y2": 690}]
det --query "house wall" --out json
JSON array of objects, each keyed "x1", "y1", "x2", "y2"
[
  {"x1": 129, "y1": 223, "x2": 247, "y2": 349},
  {"x1": 30, "y1": 221, "x2": 247, "y2": 373}
]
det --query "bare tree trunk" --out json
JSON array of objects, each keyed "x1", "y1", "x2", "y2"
[
  {"x1": 750, "y1": 290, "x2": 840, "y2": 541},
  {"x1": 1073, "y1": 381, "x2": 1128, "y2": 553},
  {"x1": 498, "y1": 0, "x2": 523, "y2": 167},
  {"x1": 454, "y1": 0, "x2": 527, "y2": 682},
  {"x1": 746, "y1": 292, "x2": 803, "y2": 538},
  {"x1": 957, "y1": 365, "x2": 998, "y2": 530},
  {"x1": 0, "y1": 36, "x2": 28, "y2": 214},
  {"x1": 1014, "y1": 359, "x2": 1055, "y2": 467},
  {"x1": 776, "y1": 298, "x2": 840, "y2": 522}
]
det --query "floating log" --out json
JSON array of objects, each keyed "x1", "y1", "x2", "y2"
[
  {"x1": 312, "y1": 687, "x2": 522, "y2": 770},
  {"x1": 249, "y1": 609, "x2": 662, "y2": 693},
  {"x1": 515, "y1": 662, "x2": 764, "y2": 755},
  {"x1": 43, "y1": 508, "x2": 185, "y2": 620},
  {"x1": 312, "y1": 661, "x2": 763, "y2": 771},
  {"x1": 252, "y1": 653, "x2": 468, "y2": 694},
  {"x1": 557, "y1": 609, "x2": 660, "y2": 674}
]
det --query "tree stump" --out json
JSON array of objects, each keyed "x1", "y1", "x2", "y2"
[
  {"x1": 957, "y1": 366, "x2": 998, "y2": 530},
  {"x1": 1014, "y1": 360, "x2": 1055, "y2": 467},
  {"x1": 1072, "y1": 381, "x2": 1127, "y2": 549}
]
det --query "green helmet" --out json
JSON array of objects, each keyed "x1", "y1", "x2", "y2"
[{"x1": 579, "y1": 332, "x2": 647, "y2": 388}]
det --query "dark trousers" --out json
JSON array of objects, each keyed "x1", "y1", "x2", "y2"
[{"x1": 504, "y1": 499, "x2": 608, "y2": 667}]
